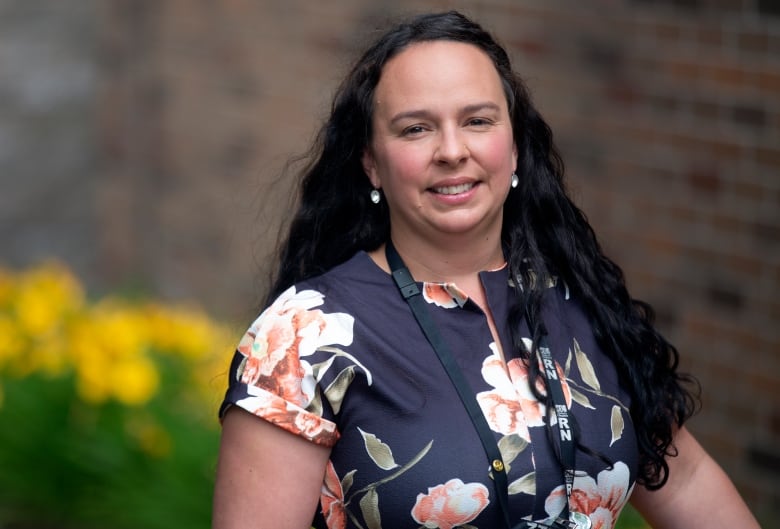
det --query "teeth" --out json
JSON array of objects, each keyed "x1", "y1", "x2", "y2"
[{"x1": 433, "y1": 183, "x2": 474, "y2": 195}]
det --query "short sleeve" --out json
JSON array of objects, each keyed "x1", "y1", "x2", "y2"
[{"x1": 218, "y1": 285, "x2": 355, "y2": 447}]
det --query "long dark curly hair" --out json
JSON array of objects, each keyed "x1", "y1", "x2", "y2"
[{"x1": 265, "y1": 10, "x2": 698, "y2": 490}]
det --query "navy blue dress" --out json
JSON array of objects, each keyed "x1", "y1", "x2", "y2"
[{"x1": 219, "y1": 251, "x2": 638, "y2": 529}]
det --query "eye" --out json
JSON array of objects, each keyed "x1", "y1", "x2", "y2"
[
  {"x1": 466, "y1": 117, "x2": 493, "y2": 127},
  {"x1": 402, "y1": 124, "x2": 428, "y2": 136}
]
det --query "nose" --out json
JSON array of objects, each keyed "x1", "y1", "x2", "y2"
[{"x1": 435, "y1": 126, "x2": 468, "y2": 166}]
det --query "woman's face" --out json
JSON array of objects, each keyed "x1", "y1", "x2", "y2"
[{"x1": 363, "y1": 40, "x2": 517, "y2": 248}]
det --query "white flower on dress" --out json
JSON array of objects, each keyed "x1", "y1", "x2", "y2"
[
  {"x1": 543, "y1": 461, "x2": 634, "y2": 529},
  {"x1": 477, "y1": 342, "x2": 570, "y2": 442}
]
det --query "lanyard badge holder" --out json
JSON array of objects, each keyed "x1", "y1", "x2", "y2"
[{"x1": 386, "y1": 242, "x2": 591, "y2": 529}]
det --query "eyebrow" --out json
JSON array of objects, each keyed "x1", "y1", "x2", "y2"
[{"x1": 388, "y1": 101, "x2": 503, "y2": 125}]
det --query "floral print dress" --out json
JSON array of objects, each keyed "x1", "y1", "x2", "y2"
[{"x1": 219, "y1": 251, "x2": 638, "y2": 529}]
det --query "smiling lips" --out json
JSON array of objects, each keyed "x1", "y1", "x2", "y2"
[{"x1": 432, "y1": 182, "x2": 476, "y2": 195}]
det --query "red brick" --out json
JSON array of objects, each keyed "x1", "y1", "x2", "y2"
[
  {"x1": 686, "y1": 164, "x2": 722, "y2": 193},
  {"x1": 691, "y1": 99, "x2": 722, "y2": 120},
  {"x1": 755, "y1": 147, "x2": 780, "y2": 167},
  {"x1": 654, "y1": 20, "x2": 683, "y2": 40},
  {"x1": 705, "y1": 62, "x2": 749, "y2": 88},
  {"x1": 697, "y1": 25, "x2": 724, "y2": 47},
  {"x1": 752, "y1": 69, "x2": 780, "y2": 93},
  {"x1": 738, "y1": 29, "x2": 770, "y2": 54}
]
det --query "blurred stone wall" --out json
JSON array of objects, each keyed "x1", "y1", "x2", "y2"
[
  {"x1": 0, "y1": 1, "x2": 98, "y2": 275},
  {"x1": 1, "y1": 0, "x2": 778, "y2": 522}
]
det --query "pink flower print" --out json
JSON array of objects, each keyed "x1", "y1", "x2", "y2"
[
  {"x1": 321, "y1": 462, "x2": 347, "y2": 529},
  {"x1": 476, "y1": 390, "x2": 531, "y2": 440},
  {"x1": 237, "y1": 385, "x2": 339, "y2": 446},
  {"x1": 239, "y1": 318, "x2": 311, "y2": 407},
  {"x1": 236, "y1": 287, "x2": 353, "y2": 409},
  {"x1": 544, "y1": 462, "x2": 632, "y2": 529},
  {"x1": 477, "y1": 346, "x2": 546, "y2": 441},
  {"x1": 293, "y1": 409, "x2": 336, "y2": 441},
  {"x1": 411, "y1": 479, "x2": 490, "y2": 529},
  {"x1": 478, "y1": 343, "x2": 573, "y2": 440},
  {"x1": 236, "y1": 328, "x2": 257, "y2": 358},
  {"x1": 423, "y1": 283, "x2": 469, "y2": 308}
]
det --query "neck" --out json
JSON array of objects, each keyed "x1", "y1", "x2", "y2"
[{"x1": 379, "y1": 228, "x2": 505, "y2": 284}]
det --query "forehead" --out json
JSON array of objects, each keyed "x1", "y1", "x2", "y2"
[{"x1": 373, "y1": 40, "x2": 506, "y2": 112}]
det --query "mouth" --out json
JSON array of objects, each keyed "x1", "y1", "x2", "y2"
[{"x1": 431, "y1": 182, "x2": 476, "y2": 195}]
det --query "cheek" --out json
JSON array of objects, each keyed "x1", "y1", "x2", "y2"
[
  {"x1": 377, "y1": 144, "x2": 430, "y2": 186},
  {"x1": 479, "y1": 135, "x2": 516, "y2": 175}
]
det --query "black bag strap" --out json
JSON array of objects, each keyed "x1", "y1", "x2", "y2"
[{"x1": 385, "y1": 241, "x2": 513, "y2": 529}]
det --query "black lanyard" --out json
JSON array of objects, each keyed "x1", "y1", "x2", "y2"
[
  {"x1": 385, "y1": 241, "x2": 584, "y2": 529},
  {"x1": 535, "y1": 333, "x2": 576, "y2": 521}
]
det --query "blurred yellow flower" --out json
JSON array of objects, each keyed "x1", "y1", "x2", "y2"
[
  {"x1": 0, "y1": 260, "x2": 234, "y2": 413},
  {"x1": 111, "y1": 356, "x2": 160, "y2": 406},
  {"x1": 0, "y1": 314, "x2": 24, "y2": 367},
  {"x1": 13, "y1": 262, "x2": 84, "y2": 337},
  {"x1": 89, "y1": 299, "x2": 150, "y2": 359},
  {"x1": 27, "y1": 332, "x2": 68, "y2": 377},
  {"x1": 75, "y1": 354, "x2": 113, "y2": 404}
]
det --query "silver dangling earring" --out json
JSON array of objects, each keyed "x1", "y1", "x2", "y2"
[
  {"x1": 370, "y1": 188, "x2": 381, "y2": 204},
  {"x1": 511, "y1": 172, "x2": 519, "y2": 189}
]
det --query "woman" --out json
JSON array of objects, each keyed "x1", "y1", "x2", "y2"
[{"x1": 213, "y1": 11, "x2": 759, "y2": 529}]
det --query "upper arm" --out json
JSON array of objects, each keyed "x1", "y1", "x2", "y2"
[
  {"x1": 213, "y1": 407, "x2": 332, "y2": 529},
  {"x1": 630, "y1": 427, "x2": 759, "y2": 529}
]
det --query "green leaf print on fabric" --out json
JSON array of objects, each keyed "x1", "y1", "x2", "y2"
[
  {"x1": 359, "y1": 488, "x2": 381, "y2": 529},
  {"x1": 325, "y1": 366, "x2": 356, "y2": 414},
  {"x1": 498, "y1": 433, "x2": 529, "y2": 473},
  {"x1": 342, "y1": 469, "x2": 357, "y2": 496},
  {"x1": 569, "y1": 386, "x2": 595, "y2": 410},
  {"x1": 508, "y1": 471, "x2": 536, "y2": 495},
  {"x1": 311, "y1": 346, "x2": 374, "y2": 416},
  {"x1": 315, "y1": 346, "x2": 374, "y2": 385},
  {"x1": 562, "y1": 339, "x2": 628, "y2": 448},
  {"x1": 359, "y1": 428, "x2": 400, "y2": 471},
  {"x1": 573, "y1": 338, "x2": 600, "y2": 392},
  {"x1": 610, "y1": 405, "x2": 625, "y2": 447},
  {"x1": 328, "y1": 436, "x2": 434, "y2": 529}
]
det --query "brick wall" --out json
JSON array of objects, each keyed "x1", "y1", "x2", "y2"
[
  {"x1": 489, "y1": 1, "x2": 780, "y2": 520},
  {"x1": 1, "y1": 0, "x2": 777, "y2": 523}
]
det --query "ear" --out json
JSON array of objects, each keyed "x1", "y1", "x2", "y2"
[
  {"x1": 362, "y1": 149, "x2": 380, "y2": 188},
  {"x1": 512, "y1": 142, "x2": 518, "y2": 171}
]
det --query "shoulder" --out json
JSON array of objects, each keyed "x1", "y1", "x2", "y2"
[
  {"x1": 306, "y1": 251, "x2": 383, "y2": 287},
  {"x1": 242, "y1": 252, "x2": 389, "y2": 343},
  {"x1": 296, "y1": 251, "x2": 394, "y2": 311}
]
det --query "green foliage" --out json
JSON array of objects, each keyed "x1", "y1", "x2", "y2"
[
  {"x1": 615, "y1": 503, "x2": 650, "y2": 529},
  {"x1": 0, "y1": 363, "x2": 221, "y2": 529},
  {"x1": 0, "y1": 262, "x2": 229, "y2": 529}
]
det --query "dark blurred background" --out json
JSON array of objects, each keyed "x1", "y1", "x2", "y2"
[{"x1": 1, "y1": 0, "x2": 777, "y2": 523}]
